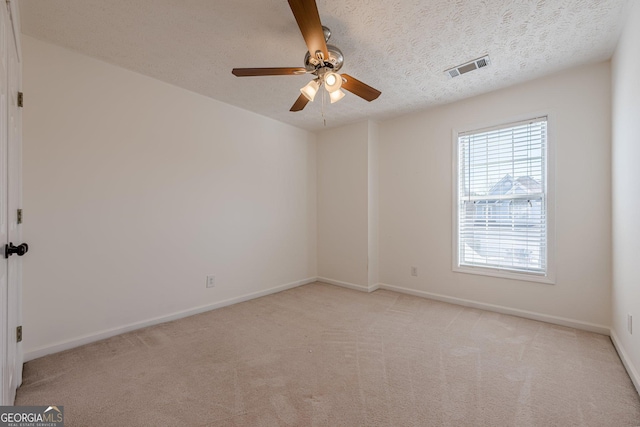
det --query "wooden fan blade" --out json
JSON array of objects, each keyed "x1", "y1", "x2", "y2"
[
  {"x1": 288, "y1": 0, "x2": 329, "y2": 62},
  {"x1": 290, "y1": 93, "x2": 310, "y2": 112},
  {"x1": 232, "y1": 67, "x2": 307, "y2": 77},
  {"x1": 341, "y1": 74, "x2": 382, "y2": 102}
]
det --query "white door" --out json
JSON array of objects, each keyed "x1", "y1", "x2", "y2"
[
  {"x1": 5, "y1": 0, "x2": 21, "y2": 403},
  {"x1": 0, "y1": 0, "x2": 10, "y2": 407},
  {"x1": 0, "y1": 0, "x2": 22, "y2": 405}
]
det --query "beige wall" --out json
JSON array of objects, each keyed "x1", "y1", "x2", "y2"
[
  {"x1": 378, "y1": 61, "x2": 612, "y2": 329},
  {"x1": 316, "y1": 120, "x2": 380, "y2": 290},
  {"x1": 22, "y1": 36, "x2": 317, "y2": 359},
  {"x1": 367, "y1": 121, "x2": 379, "y2": 288},
  {"x1": 316, "y1": 121, "x2": 369, "y2": 288},
  {"x1": 611, "y1": 3, "x2": 640, "y2": 390},
  {"x1": 22, "y1": 32, "x2": 621, "y2": 362}
]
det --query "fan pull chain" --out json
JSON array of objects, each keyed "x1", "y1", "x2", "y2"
[{"x1": 321, "y1": 87, "x2": 327, "y2": 126}]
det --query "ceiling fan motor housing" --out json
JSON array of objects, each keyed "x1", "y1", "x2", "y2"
[{"x1": 304, "y1": 44, "x2": 344, "y2": 72}]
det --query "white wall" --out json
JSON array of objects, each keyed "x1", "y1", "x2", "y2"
[
  {"x1": 21, "y1": 31, "x2": 620, "y2": 361},
  {"x1": 316, "y1": 120, "x2": 380, "y2": 290},
  {"x1": 316, "y1": 121, "x2": 369, "y2": 287},
  {"x1": 22, "y1": 36, "x2": 317, "y2": 359},
  {"x1": 611, "y1": 3, "x2": 640, "y2": 390},
  {"x1": 379, "y1": 61, "x2": 612, "y2": 329},
  {"x1": 367, "y1": 121, "x2": 379, "y2": 288}
]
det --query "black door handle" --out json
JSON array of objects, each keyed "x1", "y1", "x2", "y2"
[{"x1": 5, "y1": 242, "x2": 28, "y2": 258}]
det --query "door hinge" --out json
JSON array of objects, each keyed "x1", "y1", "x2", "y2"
[
  {"x1": 16, "y1": 326, "x2": 22, "y2": 343},
  {"x1": 17, "y1": 208, "x2": 22, "y2": 224},
  {"x1": 17, "y1": 91, "x2": 23, "y2": 108}
]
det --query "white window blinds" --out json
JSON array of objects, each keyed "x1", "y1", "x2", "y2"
[{"x1": 457, "y1": 117, "x2": 548, "y2": 275}]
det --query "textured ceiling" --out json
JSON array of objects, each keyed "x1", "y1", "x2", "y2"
[{"x1": 20, "y1": 0, "x2": 631, "y2": 131}]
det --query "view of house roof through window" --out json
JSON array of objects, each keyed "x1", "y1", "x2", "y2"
[{"x1": 456, "y1": 117, "x2": 548, "y2": 277}]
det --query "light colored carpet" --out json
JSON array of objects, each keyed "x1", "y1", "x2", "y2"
[{"x1": 15, "y1": 282, "x2": 640, "y2": 426}]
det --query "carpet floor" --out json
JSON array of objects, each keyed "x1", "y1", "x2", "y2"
[{"x1": 15, "y1": 282, "x2": 640, "y2": 426}]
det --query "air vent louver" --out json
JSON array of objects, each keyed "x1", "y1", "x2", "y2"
[{"x1": 444, "y1": 55, "x2": 491, "y2": 79}]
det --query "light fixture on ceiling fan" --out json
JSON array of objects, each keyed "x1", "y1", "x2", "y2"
[
  {"x1": 231, "y1": 0, "x2": 381, "y2": 112},
  {"x1": 300, "y1": 70, "x2": 344, "y2": 103}
]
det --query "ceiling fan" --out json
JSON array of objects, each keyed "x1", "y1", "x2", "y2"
[{"x1": 232, "y1": 0, "x2": 381, "y2": 112}]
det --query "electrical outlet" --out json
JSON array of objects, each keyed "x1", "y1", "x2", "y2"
[
  {"x1": 411, "y1": 266, "x2": 418, "y2": 277},
  {"x1": 206, "y1": 275, "x2": 216, "y2": 288},
  {"x1": 628, "y1": 314, "x2": 633, "y2": 335}
]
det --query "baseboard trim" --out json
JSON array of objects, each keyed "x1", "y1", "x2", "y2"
[
  {"x1": 24, "y1": 276, "x2": 318, "y2": 362},
  {"x1": 377, "y1": 283, "x2": 610, "y2": 335},
  {"x1": 317, "y1": 277, "x2": 379, "y2": 293},
  {"x1": 610, "y1": 329, "x2": 640, "y2": 395}
]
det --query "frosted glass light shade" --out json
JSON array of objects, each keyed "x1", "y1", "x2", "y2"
[
  {"x1": 324, "y1": 72, "x2": 342, "y2": 93},
  {"x1": 300, "y1": 80, "x2": 320, "y2": 101},
  {"x1": 329, "y1": 89, "x2": 345, "y2": 103}
]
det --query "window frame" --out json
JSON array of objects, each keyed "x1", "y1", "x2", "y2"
[{"x1": 451, "y1": 113, "x2": 556, "y2": 284}]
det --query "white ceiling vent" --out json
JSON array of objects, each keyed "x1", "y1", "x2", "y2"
[{"x1": 444, "y1": 55, "x2": 491, "y2": 79}]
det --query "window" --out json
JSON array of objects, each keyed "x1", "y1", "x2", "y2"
[{"x1": 454, "y1": 117, "x2": 552, "y2": 282}]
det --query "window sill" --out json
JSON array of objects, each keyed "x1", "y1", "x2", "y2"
[{"x1": 452, "y1": 265, "x2": 555, "y2": 285}]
